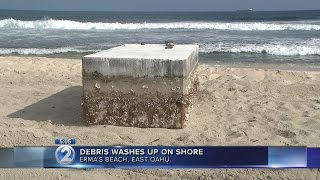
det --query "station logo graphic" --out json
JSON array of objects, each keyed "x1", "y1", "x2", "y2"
[{"x1": 55, "y1": 145, "x2": 76, "y2": 165}]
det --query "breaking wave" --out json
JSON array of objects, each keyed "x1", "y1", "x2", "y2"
[
  {"x1": 1, "y1": 18, "x2": 320, "y2": 31},
  {"x1": 2, "y1": 38, "x2": 320, "y2": 57},
  {"x1": 1, "y1": 44, "x2": 319, "y2": 56},
  {"x1": 201, "y1": 42, "x2": 320, "y2": 56}
]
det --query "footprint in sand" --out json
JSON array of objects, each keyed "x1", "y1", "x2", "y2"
[
  {"x1": 119, "y1": 135, "x2": 135, "y2": 143},
  {"x1": 227, "y1": 131, "x2": 242, "y2": 138},
  {"x1": 298, "y1": 129, "x2": 309, "y2": 136},
  {"x1": 302, "y1": 111, "x2": 309, "y2": 117},
  {"x1": 276, "y1": 129, "x2": 296, "y2": 138},
  {"x1": 176, "y1": 133, "x2": 191, "y2": 142}
]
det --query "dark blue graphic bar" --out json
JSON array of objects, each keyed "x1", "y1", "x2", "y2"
[
  {"x1": 0, "y1": 146, "x2": 318, "y2": 168},
  {"x1": 307, "y1": 148, "x2": 320, "y2": 168}
]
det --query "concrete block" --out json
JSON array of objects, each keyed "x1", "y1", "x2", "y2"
[{"x1": 82, "y1": 44, "x2": 199, "y2": 129}]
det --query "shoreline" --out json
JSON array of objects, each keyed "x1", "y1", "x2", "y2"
[
  {"x1": 206, "y1": 63, "x2": 320, "y2": 72},
  {"x1": 1, "y1": 55, "x2": 319, "y2": 72}
]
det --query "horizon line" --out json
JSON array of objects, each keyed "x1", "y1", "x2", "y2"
[{"x1": 0, "y1": 9, "x2": 320, "y2": 13}]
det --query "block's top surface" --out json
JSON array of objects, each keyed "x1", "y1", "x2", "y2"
[{"x1": 84, "y1": 44, "x2": 199, "y2": 61}]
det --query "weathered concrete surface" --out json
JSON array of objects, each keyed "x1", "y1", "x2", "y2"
[{"x1": 82, "y1": 44, "x2": 199, "y2": 129}]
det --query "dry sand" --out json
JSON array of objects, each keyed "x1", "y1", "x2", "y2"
[{"x1": 0, "y1": 56, "x2": 320, "y2": 179}]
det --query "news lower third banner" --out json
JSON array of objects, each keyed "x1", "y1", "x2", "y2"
[{"x1": 0, "y1": 146, "x2": 319, "y2": 168}]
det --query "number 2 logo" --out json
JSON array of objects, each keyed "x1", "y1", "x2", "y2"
[{"x1": 55, "y1": 145, "x2": 76, "y2": 165}]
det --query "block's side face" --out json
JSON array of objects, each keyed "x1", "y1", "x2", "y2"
[
  {"x1": 82, "y1": 73, "x2": 186, "y2": 128},
  {"x1": 183, "y1": 46, "x2": 199, "y2": 78},
  {"x1": 82, "y1": 57, "x2": 184, "y2": 78},
  {"x1": 180, "y1": 47, "x2": 199, "y2": 121},
  {"x1": 182, "y1": 46, "x2": 199, "y2": 94}
]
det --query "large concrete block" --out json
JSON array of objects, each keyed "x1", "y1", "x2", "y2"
[{"x1": 82, "y1": 44, "x2": 199, "y2": 129}]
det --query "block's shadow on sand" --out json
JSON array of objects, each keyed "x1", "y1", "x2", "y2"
[{"x1": 8, "y1": 86, "x2": 84, "y2": 126}]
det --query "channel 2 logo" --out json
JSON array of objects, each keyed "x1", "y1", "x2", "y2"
[{"x1": 55, "y1": 145, "x2": 76, "y2": 165}]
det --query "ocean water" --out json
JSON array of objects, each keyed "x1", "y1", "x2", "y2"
[{"x1": 0, "y1": 10, "x2": 320, "y2": 67}]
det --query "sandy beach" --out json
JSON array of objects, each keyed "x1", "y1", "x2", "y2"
[{"x1": 0, "y1": 56, "x2": 320, "y2": 179}]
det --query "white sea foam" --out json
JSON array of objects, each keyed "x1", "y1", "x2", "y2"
[
  {"x1": 2, "y1": 39, "x2": 320, "y2": 57},
  {"x1": 2, "y1": 44, "x2": 319, "y2": 56},
  {"x1": 201, "y1": 42, "x2": 320, "y2": 56},
  {"x1": 1, "y1": 18, "x2": 320, "y2": 31},
  {"x1": 0, "y1": 47, "x2": 96, "y2": 55}
]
